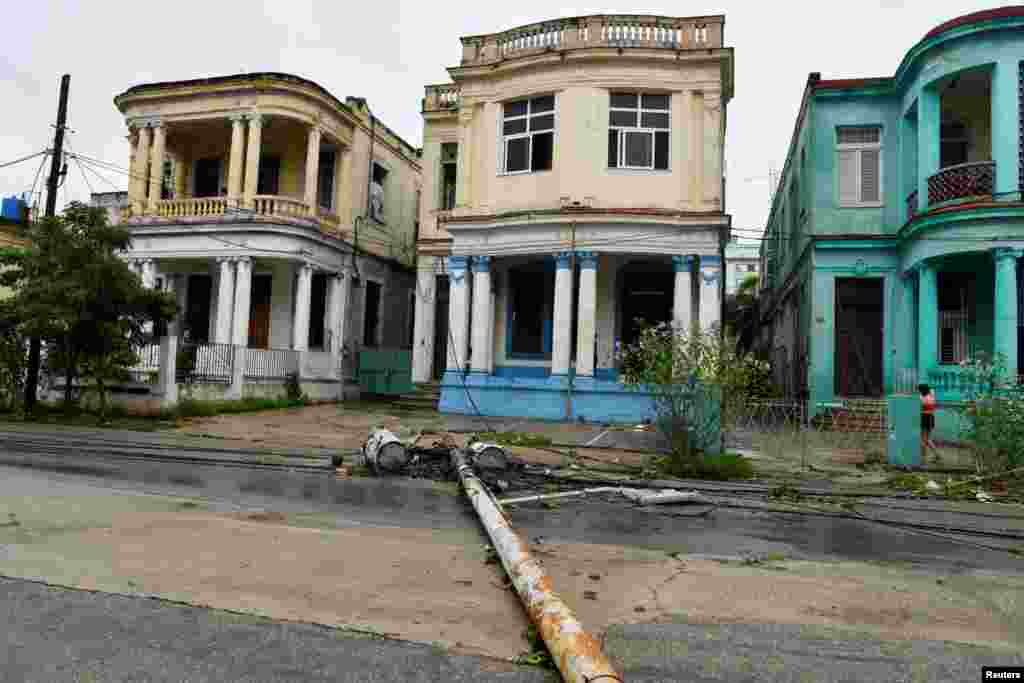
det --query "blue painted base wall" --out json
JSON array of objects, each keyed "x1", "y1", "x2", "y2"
[{"x1": 439, "y1": 372, "x2": 656, "y2": 425}]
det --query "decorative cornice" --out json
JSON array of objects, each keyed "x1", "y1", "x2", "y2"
[
  {"x1": 992, "y1": 247, "x2": 1024, "y2": 262},
  {"x1": 246, "y1": 113, "x2": 265, "y2": 127}
]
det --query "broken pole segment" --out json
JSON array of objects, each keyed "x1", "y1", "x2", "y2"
[
  {"x1": 450, "y1": 449, "x2": 622, "y2": 683},
  {"x1": 362, "y1": 429, "x2": 410, "y2": 473}
]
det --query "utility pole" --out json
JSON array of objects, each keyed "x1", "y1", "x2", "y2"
[{"x1": 24, "y1": 74, "x2": 70, "y2": 412}]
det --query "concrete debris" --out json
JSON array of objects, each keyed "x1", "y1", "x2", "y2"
[
  {"x1": 500, "y1": 487, "x2": 624, "y2": 506},
  {"x1": 925, "y1": 480, "x2": 942, "y2": 493},
  {"x1": 620, "y1": 489, "x2": 707, "y2": 506},
  {"x1": 362, "y1": 429, "x2": 410, "y2": 474}
]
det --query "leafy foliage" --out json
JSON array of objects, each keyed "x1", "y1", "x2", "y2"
[
  {"x1": 956, "y1": 352, "x2": 1024, "y2": 473},
  {"x1": 0, "y1": 203, "x2": 177, "y2": 420},
  {"x1": 619, "y1": 323, "x2": 777, "y2": 471}
]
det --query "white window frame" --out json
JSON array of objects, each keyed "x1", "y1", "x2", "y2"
[
  {"x1": 499, "y1": 95, "x2": 556, "y2": 176},
  {"x1": 608, "y1": 92, "x2": 671, "y2": 171},
  {"x1": 836, "y1": 126, "x2": 884, "y2": 208}
]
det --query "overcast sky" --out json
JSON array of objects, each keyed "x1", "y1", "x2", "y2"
[{"x1": 0, "y1": 1, "x2": 998, "y2": 235}]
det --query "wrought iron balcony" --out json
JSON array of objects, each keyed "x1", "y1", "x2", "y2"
[{"x1": 927, "y1": 161, "x2": 995, "y2": 207}]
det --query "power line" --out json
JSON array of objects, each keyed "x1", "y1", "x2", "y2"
[{"x1": 0, "y1": 150, "x2": 49, "y2": 170}]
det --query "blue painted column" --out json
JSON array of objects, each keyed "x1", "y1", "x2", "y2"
[
  {"x1": 897, "y1": 271, "x2": 918, "y2": 381},
  {"x1": 917, "y1": 261, "x2": 938, "y2": 381},
  {"x1": 993, "y1": 248, "x2": 1020, "y2": 378},
  {"x1": 900, "y1": 113, "x2": 918, "y2": 222},
  {"x1": 917, "y1": 85, "x2": 940, "y2": 213},
  {"x1": 991, "y1": 60, "x2": 1021, "y2": 197},
  {"x1": 470, "y1": 256, "x2": 493, "y2": 374}
]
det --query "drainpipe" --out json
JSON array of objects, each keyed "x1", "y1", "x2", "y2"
[{"x1": 450, "y1": 449, "x2": 622, "y2": 683}]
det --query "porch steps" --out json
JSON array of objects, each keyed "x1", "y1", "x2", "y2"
[{"x1": 389, "y1": 382, "x2": 442, "y2": 411}]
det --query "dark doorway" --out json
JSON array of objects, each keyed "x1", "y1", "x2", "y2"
[
  {"x1": 507, "y1": 261, "x2": 555, "y2": 359},
  {"x1": 185, "y1": 275, "x2": 213, "y2": 343},
  {"x1": 363, "y1": 281, "x2": 381, "y2": 347},
  {"x1": 249, "y1": 275, "x2": 272, "y2": 349},
  {"x1": 835, "y1": 278, "x2": 884, "y2": 397},
  {"x1": 257, "y1": 157, "x2": 281, "y2": 196},
  {"x1": 620, "y1": 261, "x2": 674, "y2": 347},
  {"x1": 194, "y1": 158, "x2": 221, "y2": 198},
  {"x1": 433, "y1": 276, "x2": 450, "y2": 379},
  {"x1": 308, "y1": 273, "x2": 328, "y2": 350}
]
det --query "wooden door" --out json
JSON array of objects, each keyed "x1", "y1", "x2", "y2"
[{"x1": 248, "y1": 275, "x2": 272, "y2": 349}]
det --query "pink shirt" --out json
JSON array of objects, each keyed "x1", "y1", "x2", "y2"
[{"x1": 921, "y1": 394, "x2": 936, "y2": 414}]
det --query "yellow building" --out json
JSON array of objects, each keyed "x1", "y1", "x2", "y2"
[
  {"x1": 112, "y1": 73, "x2": 422, "y2": 400},
  {"x1": 414, "y1": 15, "x2": 734, "y2": 423}
]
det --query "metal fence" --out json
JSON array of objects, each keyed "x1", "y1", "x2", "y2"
[
  {"x1": 127, "y1": 343, "x2": 161, "y2": 384},
  {"x1": 244, "y1": 347, "x2": 299, "y2": 380},
  {"x1": 728, "y1": 398, "x2": 888, "y2": 470},
  {"x1": 176, "y1": 342, "x2": 234, "y2": 384}
]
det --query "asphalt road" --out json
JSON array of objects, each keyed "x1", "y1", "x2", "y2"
[
  {"x1": 0, "y1": 429, "x2": 1020, "y2": 573},
  {"x1": 0, "y1": 577, "x2": 556, "y2": 683}
]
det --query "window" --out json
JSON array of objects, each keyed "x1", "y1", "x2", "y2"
[
  {"x1": 370, "y1": 163, "x2": 388, "y2": 222},
  {"x1": 608, "y1": 92, "x2": 670, "y2": 170},
  {"x1": 940, "y1": 121, "x2": 969, "y2": 168},
  {"x1": 938, "y1": 272, "x2": 973, "y2": 365},
  {"x1": 836, "y1": 126, "x2": 882, "y2": 206},
  {"x1": 501, "y1": 95, "x2": 555, "y2": 174},
  {"x1": 160, "y1": 160, "x2": 173, "y2": 200},
  {"x1": 317, "y1": 149, "x2": 336, "y2": 210},
  {"x1": 440, "y1": 143, "x2": 458, "y2": 210},
  {"x1": 308, "y1": 273, "x2": 328, "y2": 350}
]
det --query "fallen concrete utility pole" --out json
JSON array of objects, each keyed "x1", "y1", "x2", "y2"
[
  {"x1": 450, "y1": 449, "x2": 622, "y2": 683},
  {"x1": 620, "y1": 489, "x2": 707, "y2": 506},
  {"x1": 499, "y1": 487, "x2": 625, "y2": 505}
]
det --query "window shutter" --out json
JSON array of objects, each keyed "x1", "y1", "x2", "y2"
[
  {"x1": 837, "y1": 150, "x2": 859, "y2": 204},
  {"x1": 860, "y1": 149, "x2": 880, "y2": 203}
]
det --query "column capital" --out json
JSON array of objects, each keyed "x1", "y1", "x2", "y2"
[
  {"x1": 471, "y1": 255, "x2": 492, "y2": 273},
  {"x1": 246, "y1": 113, "x2": 266, "y2": 127},
  {"x1": 229, "y1": 113, "x2": 247, "y2": 124},
  {"x1": 234, "y1": 255, "x2": 252, "y2": 266},
  {"x1": 448, "y1": 255, "x2": 469, "y2": 273},
  {"x1": 698, "y1": 254, "x2": 721, "y2": 268},
  {"x1": 216, "y1": 256, "x2": 234, "y2": 265},
  {"x1": 992, "y1": 247, "x2": 1023, "y2": 263},
  {"x1": 672, "y1": 255, "x2": 695, "y2": 273},
  {"x1": 555, "y1": 252, "x2": 574, "y2": 270},
  {"x1": 577, "y1": 251, "x2": 598, "y2": 270}
]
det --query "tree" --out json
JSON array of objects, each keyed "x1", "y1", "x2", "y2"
[
  {"x1": 723, "y1": 274, "x2": 760, "y2": 356},
  {"x1": 0, "y1": 203, "x2": 176, "y2": 420}
]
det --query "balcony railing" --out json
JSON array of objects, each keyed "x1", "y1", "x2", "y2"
[
  {"x1": 176, "y1": 342, "x2": 234, "y2": 384},
  {"x1": 459, "y1": 14, "x2": 723, "y2": 67},
  {"x1": 156, "y1": 197, "x2": 227, "y2": 218},
  {"x1": 423, "y1": 84, "x2": 461, "y2": 112},
  {"x1": 244, "y1": 347, "x2": 299, "y2": 380},
  {"x1": 927, "y1": 161, "x2": 995, "y2": 207},
  {"x1": 253, "y1": 195, "x2": 311, "y2": 219}
]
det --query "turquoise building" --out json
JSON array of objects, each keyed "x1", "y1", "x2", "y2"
[{"x1": 759, "y1": 8, "x2": 1024, "y2": 437}]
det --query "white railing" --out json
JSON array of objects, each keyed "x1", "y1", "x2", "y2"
[
  {"x1": 253, "y1": 195, "x2": 311, "y2": 219},
  {"x1": 244, "y1": 347, "x2": 300, "y2": 379},
  {"x1": 155, "y1": 197, "x2": 227, "y2": 218},
  {"x1": 460, "y1": 14, "x2": 722, "y2": 66}
]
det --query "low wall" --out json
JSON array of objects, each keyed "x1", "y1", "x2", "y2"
[{"x1": 439, "y1": 372, "x2": 720, "y2": 452}]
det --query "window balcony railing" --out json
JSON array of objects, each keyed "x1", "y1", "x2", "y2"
[
  {"x1": 423, "y1": 84, "x2": 461, "y2": 112},
  {"x1": 926, "y1": 161, "x2": 995, "y2": 207}
]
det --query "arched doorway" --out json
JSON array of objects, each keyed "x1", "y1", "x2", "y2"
[{"x1": 619, "y1": 259, "x2": 674, "y2": 348}]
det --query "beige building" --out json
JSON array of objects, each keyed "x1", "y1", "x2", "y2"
[
  {"x1": 415, "y1": 15, "x2": 734, "y2": 422},
  {"x1": 113, "y1": 73, "x2": 421, "y2": 400}
]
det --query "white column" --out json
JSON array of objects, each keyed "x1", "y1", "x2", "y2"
[
  {"x1": 242, "y1": 113, "x2": 264, "y2": 208},
  {"x1": 487, "y1": 286, "x2": 496, "y2": 374},
  {"x1": 141, "y1": 259, "x2": 156, "y2": 289},
  {"x1": 673, "y1": 255, "x2": 694, "y2": 333},
  {"x1": 304, "y1": 125, "x2": 322, "y2": 212},
  {"x1": 292, "y1": 262, "x2": 313, "y2": 351},
  {"x1": 576, "y1": 252, "x2": 598, "y2": 378},
  {"x1": 698, "y1": 254, "x2": 722, "y2": 332},
  {"x1": 412, "y1": 257, "x2": 437, "y2": 383},
  {"x1": 551, "y1": 252, "x2": 574, "y2": 376},
  {"x1": 231, "y1": 257, "x2": 253, "y2": 347},
  {"x1": 147, "y1": 122, "x2": 166, "y2": 212},
  {"x1": 131, "y1": 125, "x2": 151, "y2": 215},
  {"x1": 470, "y1": 256, "x2": 492, "y2": 373},
  {"x1": 214, "y1": 257, "x2": 235, "y2": 344},
  {"x1": 226, "y1": 113, "x2": 246, "y2": 207},
  {"x1": 327, "y1": 271, "x2": 350, "y2": 354},
  {"x1": 446, "y1": 256, "x2": 471, "y2": 373}
]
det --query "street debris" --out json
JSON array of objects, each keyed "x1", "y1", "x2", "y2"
[
  {"x1": 450, "y1": 448, "x2": 622, "y2": 683},
  {"x1": 468, "y1": 441, "x2": 509, "y2": 470},
  {"x1": 361, "y1": 429, "x2": 410, "y2": 473},
  {"x1": 620, "y1": 489, "x2": 707, "y2": 506}
]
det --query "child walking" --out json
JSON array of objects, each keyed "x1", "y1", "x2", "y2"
[{"x1": 918, "y1": 384, "x2": 940, "y2": 465}]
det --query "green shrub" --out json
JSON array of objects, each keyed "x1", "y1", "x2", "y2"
[
  {"x1": 650, "y1": 452, "x2": 754, "y2": 481},
  {"x1": 176, "y1": 397, "x2": 305, "y2": 419},
  {"x1": 284, "y1": 372, "x2": 304, "y2": 402}
]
